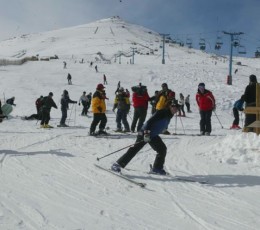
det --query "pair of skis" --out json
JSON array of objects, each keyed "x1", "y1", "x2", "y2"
[{"x1": 94, "y1": 164, "x2": 209, "y2": 188}]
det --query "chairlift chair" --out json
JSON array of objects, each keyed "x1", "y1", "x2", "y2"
[
  {"x1": 255, "y1": 47, "x2": 260, "y2": 58},
  {"x1": 199, "y1": 38, "x2": 206, "y2": 50},
  {"x1": 186, "y1": 38, "x2": 192, "y2": 48},
  {"x1": 232, "y1": 38, "x2": 240, "y2": 47},
  {"x1": 238, "y1": 45, "x2": 246, "y2": 55},
  {"x1": 215, "y1": 36, "x2": 223, "y2": 50}
]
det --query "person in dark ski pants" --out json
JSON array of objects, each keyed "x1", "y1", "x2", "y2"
[
  {"x1": 196, "y1": 83, "x2": 215, "y2": 136},
  {"x1": 112, "y1": 87, "x2": 131, "y2": 132},
  {"x1": 244, "y1": 74, "x2": 258, "y2": 131},
  {"x1": 79, "y1": 91, "x2": 89, "y2": 116},
  {"x1": 130, "y1": 83, "x2": 150, "y2": 132},
  {"x1": 111, "y1": 100, "x2": 179, "y2": 175},
  {"x1": 231, "y1": 95, "x2": 244, "y2": 129},
  {"x1": 60, "y1": 90, "x2": 77, "y2": 127},
  {"x1": 40, "y1": 92, "x2": 58, "y2": 128},
  {"x1": 89, "y1": 84, "x2": 107, "y2": 135}
]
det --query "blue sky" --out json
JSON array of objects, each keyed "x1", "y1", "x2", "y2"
[{"x1": 1, "y1": 0, "x2": 260, "y2": 57}]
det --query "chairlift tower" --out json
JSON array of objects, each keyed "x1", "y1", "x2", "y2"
[
  {"x1": 130, "y1": 47, "x2": 137, "y2": 64},
  {"x1": 223, "y1": 31, "x2": 244, "y2": 85},
  {"x1": 160, "y1": 33, "x2": 170, "y2": 64}
]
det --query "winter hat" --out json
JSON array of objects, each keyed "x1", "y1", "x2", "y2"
[
  {"x1": 198, "y1": 82, "x2": 205, "y2": 87},
  {"x1": 161, "y1": 83, "x2": 168, "y2": 88},
  {"x1": 119, "y1": 87, "x2": 124, "y2": 91},
  {"x1": 97, "y1": 83, "x2": 105, "y2": 90},
  {"x1": 63, "y1": 90, "x2": 68, "y2": 95},
  {"x1": 49, "y1": 92, "x2": 53, "y2": 96},
  {"x1": 249, "y1": 74, "x2": 257, "y2": 83}
]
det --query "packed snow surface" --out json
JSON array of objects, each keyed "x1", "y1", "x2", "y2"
[{"x1": 0, "y1": 17, "x2": 259, "y2": 230}]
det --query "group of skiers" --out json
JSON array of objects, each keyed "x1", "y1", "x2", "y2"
[
  {"x1": 1, "y1": 73, "x2": 258, "y2": 176},
  {"x1": 111, "y1": 76, "x2": 260, "y2": 174}
]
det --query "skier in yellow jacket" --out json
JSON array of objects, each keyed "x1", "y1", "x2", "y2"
[
  {"x1": 89, "y1": 84, "x2": 108, "y2": 135},
  {"x1": 155, "y1": 83, "x2": 175, "y2": 134}
]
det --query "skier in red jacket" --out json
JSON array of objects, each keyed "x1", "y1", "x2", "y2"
[
  {"x1": 196, "y1": 83, "x2": 215, "y2": 135},
  {"x1": 130, "y1": 83, "x2": 150, "y2": 132}
]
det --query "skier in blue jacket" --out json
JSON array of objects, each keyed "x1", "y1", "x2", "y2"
[
  {"x1": 231, "y1": 95, "x2": 244, "y2": 129},
  {"x1": 111, "y1": 99, "x2": 178, "y2": 175}
]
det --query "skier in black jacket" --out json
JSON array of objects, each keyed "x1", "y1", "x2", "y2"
[
  {"x1": 244, "y1": 74, "x2": 258, "y2": 129},
  {"x1": 59, "y1": 90, "x2": 77, "y2": 127},
  {"x1": 40, "y1": 92, "x2": 57, "y2": 128}
]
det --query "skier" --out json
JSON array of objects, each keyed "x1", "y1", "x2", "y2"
[
  {"x1": 230, "y1": 95, "x2": 244, "y2": 129},
  {"x1": 40, "y1": 92, "x2": 58, "y2": 128},
  {"x1": 103, "y1": 74, "x2": 108, "y2": 85},
  {"x1": 89, "y1": 84, "x2": 108, "y2": 135},
  {"x1": 79, "y1": 91, "x2": 89, "y2": 116},
  {"x1": 130, "y1": 83, "x2": 150, "y2": 132},
  {"x1": 59, "y1": 90, "x2": 77, "y2": 127},
  {"x1": 35, "y1": 96, "x2": 43, "y2": 115},
  {"x1": 63, "y1": 61, "x2": 67, "y2": 69},
  {"x1": 155, "y1": 83, "x2": 175, "y2": 134},
  {"x1": 185, "y1": 94, "x2": 191, "y2": 113},
  {"x1": 149, "y1": 90, "x2": 159, "y2": 114},
  {"x1": 111, "y1": 99, "x2": 179, "y2": 174},
  {"x1": 6, "y1": 97, "x2": 16, "y2": 106},
  {"x1": 112, "y1": 87, "x2": 131, "y2": 132},
  {"x1": 95, "y1": 65, "x2": 98, "y2": 73},
  {"x1": 178, "y1": 93, "x2": 185, "y2": 117},
  {"x1": 244, "y1": 74, "x2": 258, "y2": 131},
  {"x1": 24, "y1": 96, "x2": 44, "y2": 120},
  {"x1": 67, "y1": 73, "x2": 72, "y2": 85},
  {"x1": 86, "y1": 92, "x2": 92, "y2": 114},
  {"x1": 196, "y1": 83, "x2": 215, "y2": 135}
]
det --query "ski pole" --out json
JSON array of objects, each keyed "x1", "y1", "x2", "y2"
[
  {"x1": 96, "y1": 140, "x2": 144, "y2": 161},
  {"x1": 213, "y1": 110, "x2": 223, "y2": 128},
  {"x1": 68, "y1": 103, "x2": 74, "y2": 126},
  {"x1": 179, "y1": 115, "x2": 186, "y2": 134},
  {"x1": 74, "y1": 103, "x2": 77, "y2": 126},
  {"x1": 240, "y1": 111, "x2": 244, "y2": 127}
]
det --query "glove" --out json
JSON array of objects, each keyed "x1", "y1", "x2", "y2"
[
  {"x1": 143, "y1": 130, "x2": 151, "y2": 143},
  {"x1": 97, "y1": 106, "x2": 102, "y2": 112}
]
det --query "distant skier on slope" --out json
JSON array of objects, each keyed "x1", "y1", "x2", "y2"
[{"x1": 67, "y1": 73, "x2": 72, "y2": 85}]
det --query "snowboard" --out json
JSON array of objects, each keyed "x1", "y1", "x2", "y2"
[{"x1": 1, "y1": 104, "x2": 13, "y2": 116}]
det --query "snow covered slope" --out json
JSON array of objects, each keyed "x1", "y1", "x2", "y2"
[{"x1": 0, "y1": 17, "x2": 259, "y2": 230}]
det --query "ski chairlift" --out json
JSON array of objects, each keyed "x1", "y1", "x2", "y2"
[
  {"x1": 255, "y1": 47, "x2": 260, "y2": 58},
  {"x1": 176, "y1": 38, "x2": 184, "y2": 46},
  {"x1": 215, "y1": 36, "x2": 223, "y2": 50},
  {"x1": 232, "y1": 38, "x2": 240, "y2": 47},
  {"x1": 199, "y1": 38, "x2": 206, "y2": 50},
  {"x1": 238, "y1": 45, "x2": 246, "y2": 55},
  {"x1": 186, "y1": 38, "x2": 192, "y2": 48}
]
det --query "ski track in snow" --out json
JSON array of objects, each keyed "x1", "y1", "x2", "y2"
[{"x1": 0, "y1": 18, "x2": 260, "y2": 229}]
